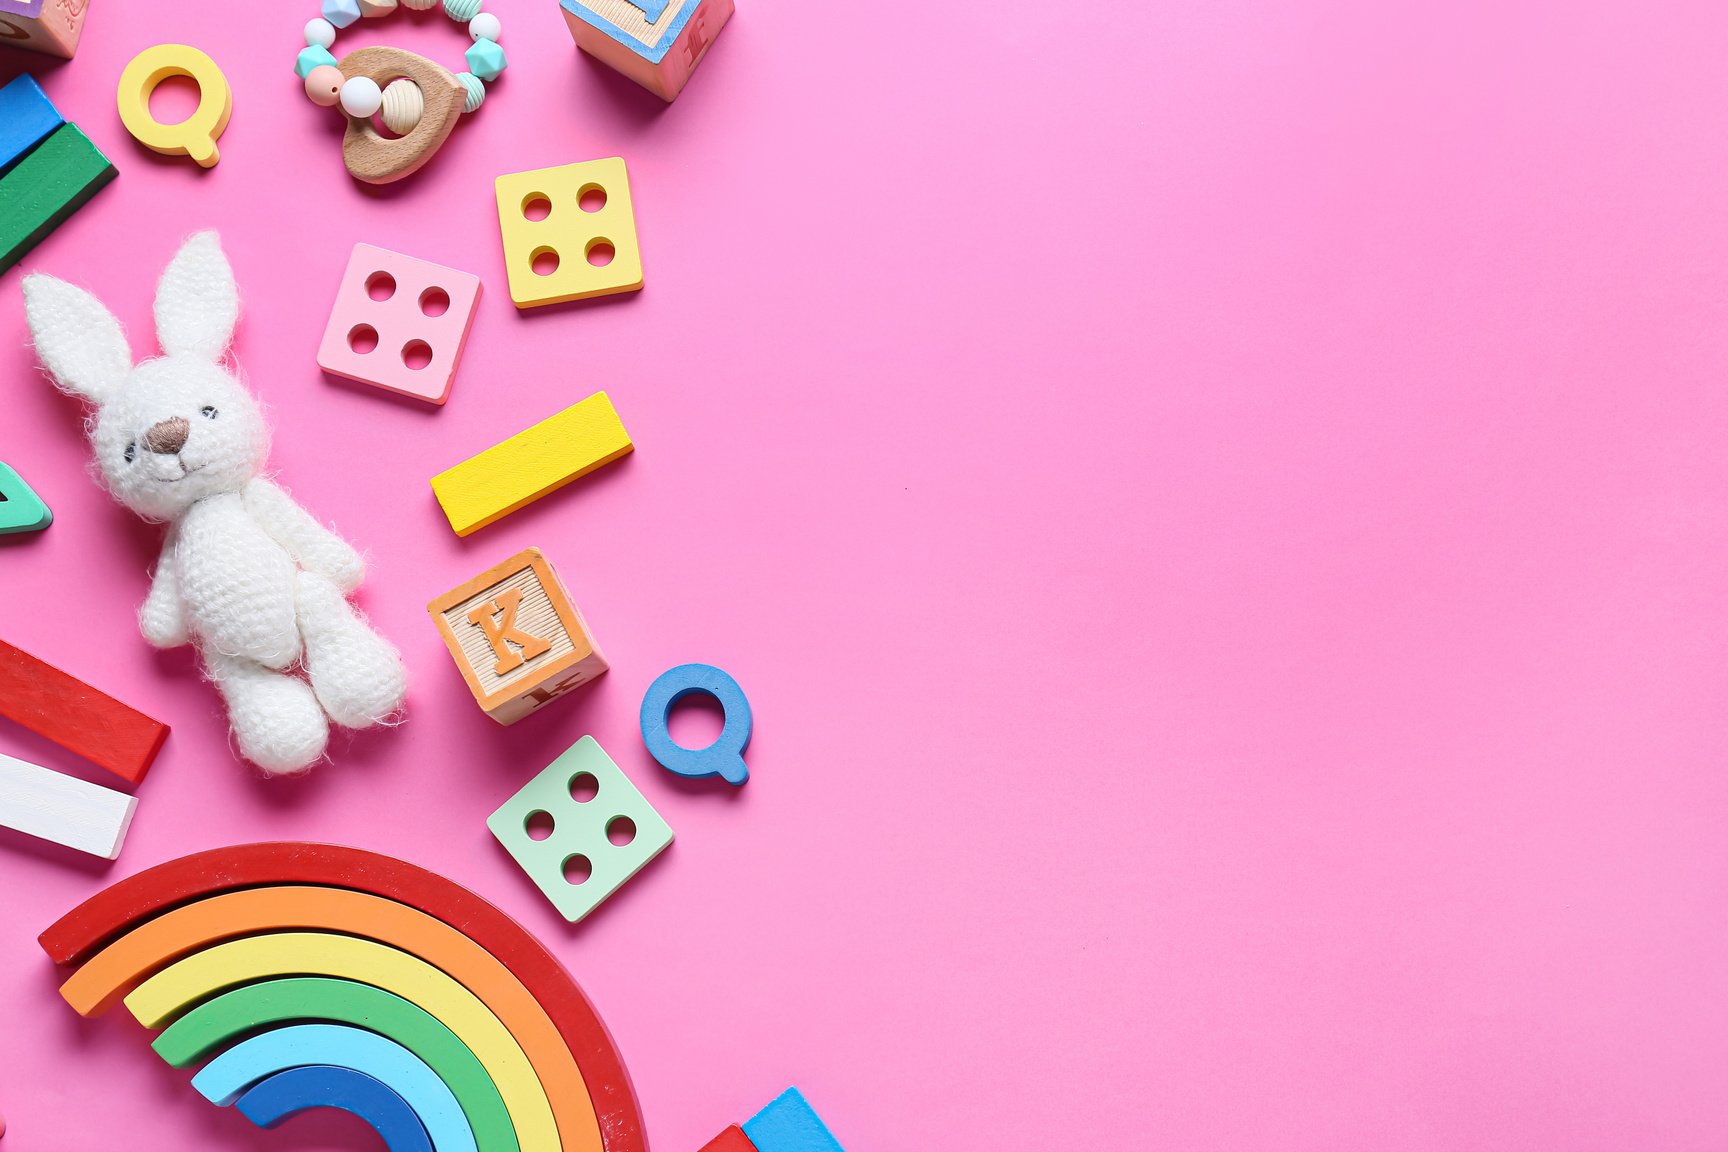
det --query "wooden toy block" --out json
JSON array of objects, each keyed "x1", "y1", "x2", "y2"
[
  {"x1": 0, "y1": 462, "x2": 53, "y2": 533},
  {"x1": 127, "y1": 930, "x2": 560, "y2": 1152},
  {"x1": 430, "y1": 392, "x2": 633, "y2": 535},
  {"x1": 0, "y1": 750, "x2": 137, "y2": 859},
  {"x1": 494, "y1": 158, "x2": 644, "y2": 309},
  {"x1": 0, "y1": 122, "x2": 116, "y2": 274},
  {"x1": 0, "y1": 73, "x2": 63, "y2": 175},
  {"x1": 40, "y1": 843, "x2": 648, "y2": 1152},
  {"x1": 700, "y1": 1125, "x2": 758, "y2": 1152},
  {"x1": 743, "y1": 1089, "x2": 847, "y2": 1152},
  {"x1": 237, "y1": 1065, "x2": 434, "y2": 1152},
  {"x1": 0, "y1": 0, "x2": 88, "y2": 59},
  {"x1": 0, "y1": 638, "x2": 169, "y2": 784},
  {"x1": 116, "y1": 44, "x2": 233, "y2": 168},
  {"x1": 318, "y1": 243, "x2": 482, "y2": 405},
  {"x1": 428, "y1": 548, "x2": 609, "y2": 725},
  {"x1": 60, "y1": 884, "x2": 602, "y2": 1152},
  {"x1": 487, "y1": 735, "x2": 674, "y2": 924},
  {"x1": 157, "y1": 978, "x2": 517, "y2": 1152},
  {"x1": 559, "y1": 0, "x2": 733, "y2": 102},
  {"x1": 193, "y1": 1024, "x2": 473, "y2": 1152}
]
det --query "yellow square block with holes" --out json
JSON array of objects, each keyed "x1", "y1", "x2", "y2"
[{"x1": 494, "y1": 157, "x2": 644, "y2": 309}]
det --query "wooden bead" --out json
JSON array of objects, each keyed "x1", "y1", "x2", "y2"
[
  {"x1": 381, "y1": 78, "x2": 424, "y2": 135},
  {"x1": 401, "y1": 0, "x2": 437, "y2": 7}
]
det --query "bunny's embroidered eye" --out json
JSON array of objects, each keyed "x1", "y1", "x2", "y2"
[
  {"x1": 124, "y1": 443, "x2": 137, "y2": 464},
  {"x1": 200, "y1": 406, "x2": 218, "y2": 419}
]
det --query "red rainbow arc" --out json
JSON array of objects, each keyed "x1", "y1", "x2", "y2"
[{"x1": 39, "y1": 841, "x2": 644, "y2": 1152}]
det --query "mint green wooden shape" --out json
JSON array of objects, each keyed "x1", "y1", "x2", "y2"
[
  {"x1": 0, "y1": 463, "x2": 51, "y2": 534},
  {"x1": 488, "y1": 736, "x2": 673, "y2": 922}
]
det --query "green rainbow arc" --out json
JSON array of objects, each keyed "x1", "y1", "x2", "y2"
[{"x1": 154, "y1": 975, "x2": 519, "y2": 1152}]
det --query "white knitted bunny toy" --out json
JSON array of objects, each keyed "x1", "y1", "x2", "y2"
[{"x1": 22, "y1": 232, "x2": 407, "y2": 775}]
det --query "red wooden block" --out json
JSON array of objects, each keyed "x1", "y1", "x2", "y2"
[
  {"x1": 38, "y1": 841, "x2": 646, "y2": 1152},
  {"x1": 0, "y1": 638, "x2": 169, "y2": 785},
  {"x1": 700, "y1": 1124, "x2": 758, "y2": 1152}
]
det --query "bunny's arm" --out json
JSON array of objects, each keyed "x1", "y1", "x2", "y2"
[
  {"x1": 245, "y1": 478, "x2": 365, "y2": 592},
  {"x1": 139, "y1": 534, "x2": 190, "y2": 648}
]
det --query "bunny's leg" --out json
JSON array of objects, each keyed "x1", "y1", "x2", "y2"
[
  {"x1": 203, "y1": 648, "x2": 329, "y2": 774},
  {"x1": 296, "y1": 571, "x2": 408, "y2": 730}
]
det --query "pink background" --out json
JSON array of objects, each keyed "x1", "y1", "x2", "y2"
[{"x1": 3, "y1": 2, "x2": 1728, "y2": 1149}]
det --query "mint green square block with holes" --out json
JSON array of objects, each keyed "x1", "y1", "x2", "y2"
[{"x1": 487, "y1": 735, "x2": 673, "y2": 922}]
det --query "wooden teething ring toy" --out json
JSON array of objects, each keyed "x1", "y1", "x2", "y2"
[
  {"x1": 296, "y1": 0, "x2": 505, "y2": 184},
  {"x1": 337, "y1": 47, "x2": 466, "y2": 185}
]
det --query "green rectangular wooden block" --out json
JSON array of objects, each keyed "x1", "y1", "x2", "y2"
[
  {"x1": 487, "y1": 735, "x2": 674, "y2": 922},
  {"x1": 0, "y1": 122, "x2": 116, "y2": 274}
]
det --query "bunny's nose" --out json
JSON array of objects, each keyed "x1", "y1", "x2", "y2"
[{"x1": 141, "y1": 417, "x2": 190, "y2": 456}]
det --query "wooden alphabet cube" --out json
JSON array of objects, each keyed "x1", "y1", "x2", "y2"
[
  {"x1": 494, "y1": 157, "x2": 643, "y2": 309},
  {"x1": 487, "y1": 735, "x2": 673, "y2": 922},
  {"x1": 0, "y1": 0, "x2": 88, "y2": 59},
  {"x1": 317, "y1": 243, "x2": 482, "y2": 405},
  {"x1": 427, "y1": 548, "x2": 608, "y2": 725},
  {"x1": 559, "y1": 0, "x2": 733, "y2": 102}
]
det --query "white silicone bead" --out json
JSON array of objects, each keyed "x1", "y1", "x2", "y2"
[
  {"x1": 339, "y1": 75, "x2": 383, "y2": 118},
  {"x1": 468, "y1": 12, "x2": 500, "y2": 41},
  {"x1": 381, "y1": 79, "x2": 425, "y2": 134},
  {"x1": 304, "y1": 16, "x2": 337, "y2": 47}
]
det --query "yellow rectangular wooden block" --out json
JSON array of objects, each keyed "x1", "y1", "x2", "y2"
[
  {"x1": 494, "y1": 157, "x2": 644, "y2": 309},
  {"x1": 427, "y1": 547, "x2": 609, "y2": 724},
  {"x1": 430, "y1": 391, "x2": 633, "y2": 536}
]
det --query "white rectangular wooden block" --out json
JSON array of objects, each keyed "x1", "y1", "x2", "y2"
[{"x1": 0, "y1": 751, "x2": 138, "y2": 858}]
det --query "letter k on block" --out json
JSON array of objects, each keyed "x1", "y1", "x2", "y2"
[{"x1": 467, "y1": 589, "x2": 552, "y2": 675}]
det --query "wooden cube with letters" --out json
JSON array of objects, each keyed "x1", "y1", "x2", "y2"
[
  {"x1": 427, "y1": 547, "x2": 609, "y2": 725},
  {"x1": 0, "y1": 0, "x2": 88, "y2": 59}
]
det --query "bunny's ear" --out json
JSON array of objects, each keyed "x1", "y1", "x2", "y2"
[
  {"x1": 22, "y1": 273, "x2": 133, "y2": 405},
  {"x1": 154, "y1": 231, "x2": 239, "y2": 360}
]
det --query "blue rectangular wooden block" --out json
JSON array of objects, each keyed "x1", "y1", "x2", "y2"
[
  {"x1": 0, "y1": 73, "x2": 64, "y2": 175},
  {"x1": 743, "y1": 1088, "x2": 847, "y2": 1152}
]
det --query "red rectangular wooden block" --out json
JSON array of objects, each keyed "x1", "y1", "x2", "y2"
[
  {"x1": 700, "y1": 1124, "x2": 757, "y2": 1152},
  {"x1": 0, "y1": 638, "x2": 169, "y2": 785}
]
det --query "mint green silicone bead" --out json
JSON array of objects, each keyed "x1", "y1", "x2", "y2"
[
  {"x1": 443, "y1": 0, "x2": 481, "y2": 21},
  {"x1": 455, "y1": 72, "x2": 486, "y2": 112},
  {"x1": 464, "y1": 38, "x2": 506, "y2": 81},
  {"x1": 295, "y1": 44, "x2": 339, "y2": 79}
]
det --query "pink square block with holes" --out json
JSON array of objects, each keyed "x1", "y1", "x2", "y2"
[{"x1": 316, "y1": 243, "x2": 482, "y2": 405}]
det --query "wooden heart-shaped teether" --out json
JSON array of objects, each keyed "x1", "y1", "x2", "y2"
[{"x1": 336, "y1": 46, "x2": 465, "y2": 185}]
